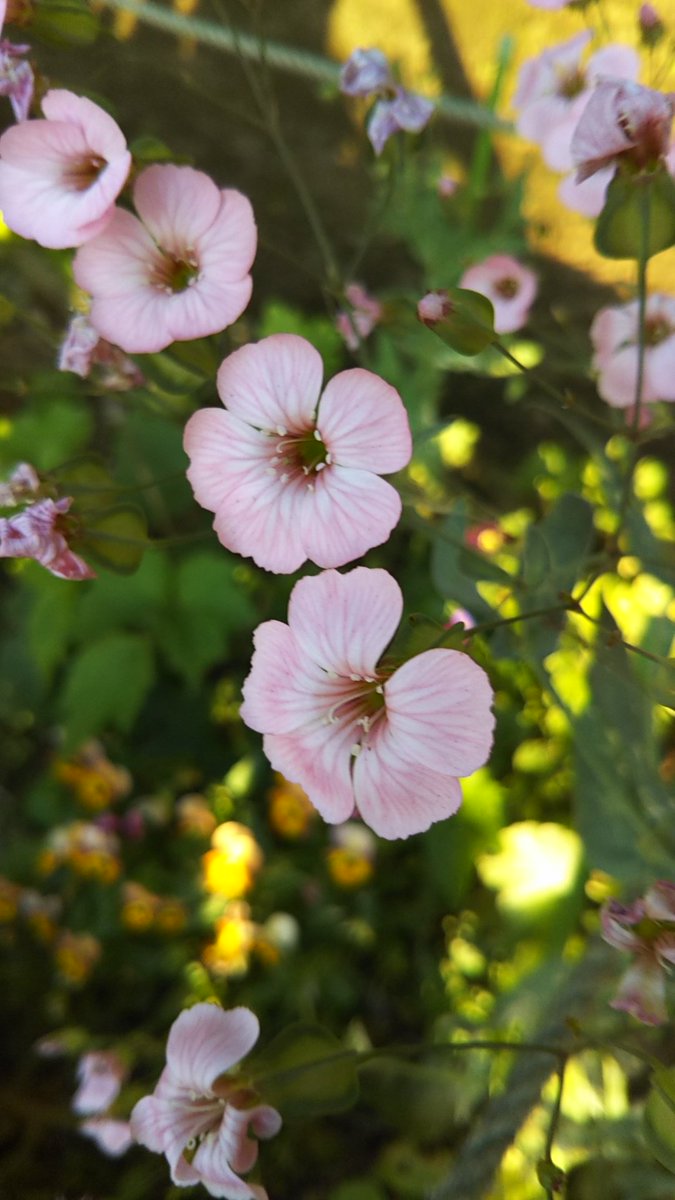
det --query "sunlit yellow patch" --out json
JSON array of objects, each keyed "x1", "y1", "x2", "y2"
[
  {"x1": 478, "y1": 821, "x2": 583, "y2": 917},
  {"x1": 634, "y1": 458, "x2": 668, "y2": 501},
  {"x1": 202, "y1": 903, "x2": 255, "y2": 977},
  {"x1": 436, "y1": 418, "x2": 480, "y2": 469},
  {"x1": 327, "y1": 848, "x2": 374, "y2": 889},
  {"x1": 202, "y1": 821, "x2": 263, "y2": 899},
  {"x1": 0, "y1": 213, "x2": 9, "y2": 241}
]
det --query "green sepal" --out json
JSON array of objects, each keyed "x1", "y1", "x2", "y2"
[{"x1": 594, "y1": 167, "x2": 675, "y2": 260}]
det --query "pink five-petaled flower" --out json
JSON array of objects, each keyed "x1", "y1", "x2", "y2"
[
  {"x1": 130, "y1": 1003, "x2": 281, "y2": 1200},
  {"x1": 0, "y1": 0, "x2": 33, "y2": 122},
  {"x1": 601, "y1": 882, "x2": 675, "y2": 1025},
  {"x1": 459, "y1": 254, "x2": 538, "y2": 335},
  {"x1": 590, "y1": 293, "x2": 675, "y2": 407},
  {"x1": 183, "y1": 333, "x2": 412, "y2": 574},
  {"x1": 0, "y1": 89, "x2": 131, "y2": 249},
  {"x1": 240, "y1": 567, "x2": 495, "y2": 840},
  {"x1": 0, "y1": 496, "x2": 95, "y2": 579},
  {"x1": 73, "y1": 163, "x2": 256, "y2": 355},
  {"x1": 571, "y1": 78, "x2": 675, "y2": 182}
]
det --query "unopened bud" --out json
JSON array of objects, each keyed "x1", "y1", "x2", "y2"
[
  {"x1": 417, "y1": 287, "x2": 495, "y2": 355},
  {"x1": 639, "y1": 3, "x2": 665, "y2": 46}
]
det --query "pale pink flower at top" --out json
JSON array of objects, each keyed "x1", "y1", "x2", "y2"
[
  {"x1": 335, "y1": 282, "x2": 383, "y2": 352},
  {"x1": 513, "y1": 33, "x2": 639, "y2": 171},
  {"x1": 526, "y1": 0, "x2": 571, "y2": 7},
  {"x1": 240, "y1": 567, "x2": 495, "y2": 840},
  {"x1": 558, "y1": 164, "x2": 614, "y2": 217},
  {"x1": 72, "y1": 1051, "x2": 127, "y2": 1116},
  {"x1": 73, "y1": 164, "x2": 256, "y2": 355},
  {"x1": 0, "y1": 0, "x2": 33, "y2": 123},
  {"x1": 80, "y1": 1117, "x2": 133, "y2": 1157},
  {"x1": 183, "y1": 333, "x2": 411, "y2": 574},
  {"x1": 130, "y1": 1003, "x2": 281, "y2": 1200},
  {"x1": 0, "y1": 496, "x2": 95, "y2": 579},
  {"x1": 0, "y1": 461, "x2": 39, "y2": 506},
  {"x1": 0, "y1": 89, "x2": 131, "y2": 249},
  {"x1": 590, "y1": 293, "x2": 675, "y2": 407},
  {"x1": 58, "y1": 313, "x2": 144, "y2": 390},
  {"x1": 367, "y1": 87, "x2": 434, "y2": 156},
  {"x1": 601, "y1": 882, "x2": 675, "y2": 1025},
  {"x1": 459, "y1": 254, "x2": 538, "y2": 334},
  {"x1": 571, "y1": 78, "x2": 675, "y2": 182},
  {"x1": 339, "y1": 47, "x2": 392, "y2": 96}
]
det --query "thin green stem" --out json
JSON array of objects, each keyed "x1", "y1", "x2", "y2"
[
  {"x1": 492, "y1": 342, "x2": 573, "y2": 409},
  {"x1": 541, "y1": 1057, "x2": 567, "y2": 1198},
  {"x1": 618, "y1": 185, "x2": 650, "y2": 526}
]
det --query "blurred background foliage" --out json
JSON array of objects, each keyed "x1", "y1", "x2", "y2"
[{"x1": 0, "y1": 0, "x2": 674, "y2": 1198}]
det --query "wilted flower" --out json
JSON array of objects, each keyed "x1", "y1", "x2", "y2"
[
  {"x1": 130, "y1": 1003, "x2": 281, "y2": 1198},
  {"x1": 339, "y1": 47, "x2": 392, "y2": 96},
  {"x1": 459, "y1": 254, "x2": 538, "y2": 334},
  {"x1": 327, "y1": 822, "x2": 377, "y2": 888},
  {"x1": 0, "y1": 0, "x2": 33, "y2": 122},
  {"x1": 339, "y1": 46, "x2": 434, "y2": 156},
  {"x1": 0, "y1": 89, "x2": 131, "y2": 248},
  {"x1": 0, "y1": 461, "x2": 39, "y2": 507},
  {"x1": 74, "y1": 164, "x2": 257, "y2": 354},
  {"x1": 335, "y1": 282, "x2": 382, "y2": 352},
  {"x1": 73, "y1": 1051, "x2": 127, "y2": 1116},
  {"x1": 590, "y1": 293, "x2": 675, "y2": 407},
  {"x1": 571, "y1": 78, "x2": 674, "y2": 182},
  {"x1": 58, "y1": 313, "x2": 144, "y2": 390},
  {"x1": 0, "y1": 496, "x2": 95, "y2": 580},
  {"x1": 241, "y1": 567, "x2": 494, "y2": 840},
  {"x1": 184, "y1": 333, "x2": 412, "y2": 574},
  {"x1": 601, "y1": 882, "x2": 675, "y2": 1025},
  {"x1": 639, "y1": 4, "x2": 665, "y2": 46}
]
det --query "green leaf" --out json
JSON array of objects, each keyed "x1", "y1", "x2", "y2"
[
  {"x1": 59, "y1": 633, "x2": 155, "y2": 748},
  {"x1": 26, "y1": 571, "x2": 79, "y2": 681},
  {"x1": 595, "y1": 168, "x2": 675, "y2": 260},
  {"x1": 32, "y1": 0, "x2": 100, "y2": 44},
  {"x1": 645, "y1": 1074, "x2": 675, "y2": 1175},
  {"x1": 0, "y1": 388, "x2": 93, "y2": 473},
  {"x1": 259, "y1": 300, "x2": 344, "y2": 379},
  {"x1": 157, "y1": 552, "x2": 255, "y2": 685},
  {"x1": 520, "y1": 492, "x2": 594, "y2": 658},
  {"x1": 252, "y1": 1022, "x2": 359, "y2": 1118},
  {"x1": 422, "y1": 287, "x2": 495, "y2": 356},
  {"x1": 80, "y1": 505, "x2": 148, "y2": 574}
]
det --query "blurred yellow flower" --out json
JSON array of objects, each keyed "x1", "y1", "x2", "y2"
[
  {"x1": 327, "y1": 822, "x2": 377, "y2": 889},
  {"x1": 54, "y1": 741, "x2": 131, "y2": 811},
  {"x1": 268, "y1": 774, "x2": 316, "y2": 839},
  {"x1": 176, "y1": 793, "x2": 217, "y2": 838},
  {"x1": 202, "y1": 902, "x2": 255, "y2": 976},
  {"x1": 202, "y1": 822, "x2": 263, "y2": 899},
  {"x1": 54, "y1": 930, "x2": 101, "y2": 985},
  {"x1": 121, "y1": 881, "x2": 158, "y2": 931}
]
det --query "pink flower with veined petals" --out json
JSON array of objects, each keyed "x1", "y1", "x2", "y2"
[
  {"x1": 240, "y1": 567, "x2": 495, "y2": 840},
  {"x1": 459, "y1": 255, "x2": 537, "y2": 334},
  {"x1": 0, "y1": 461, "x2": 40, "y2": 506},
  {"x1": 601, "y1": 883, "x2": 675, "y2": 1025},
  {"x1": 130, "y1": 1003, "x2": 281, "y2": 1200},
  {"x1": 0, "y1": 89, "x2": 131, "y2": 249},
  {"x1": 72, "y1": 1051, "x2": 127, "y2": 1116},
  {"x1": 0, "y1": 496, "x2": 95, "y2": 579},
  {"x1": 571, "y1": 78, "x2": 674, "y2": 182},
  {"x1": 513, "y1": 33, "x2": 639, "y2": 172},
  {"x1": 73, "y1": 164, "x2": 256, "y2": 355},
  {"x1": 183, "y1": 333, "x2": 411, "y2": 574},
  {"x1": 591, "y1": 294, "x2": 675, "y2": 407}
]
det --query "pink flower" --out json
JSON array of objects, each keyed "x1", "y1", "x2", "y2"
[
  {"x1": 459, "y1": 254, "x2": 537, "y2": 334},
  {"x1": 58, "y1": 313, "x2": 144, "y2": 390},
  {"x1": 240, "y1": 567, "x2": 495, "y2": 840},
  {"x1": 130, "y1": 1003, "x2": 281, "y2": 1200},
  {"x1": 591, "y1": 294, "x2": 675, "y2": 406},
  {"x1": 183, "y1": 333, "x2": 411, "y2": 574},
  {"x1": 367, "y1": 87, "x2": 434, "y2": 156},
  {"x1": 513, "y1": 33, "x2": 639, "y2": 171},
  {"x1": 0, "y1": 461, "x2": 39, "y2": 506},
  {"x1": 417, "y1": 290, "x2": 452, "y2": 326},
  {"x1": 73, "y1": 1051, "x2": 127, "y2": 1116},
  {"x1": 80, "y1": 1117, "x2": 133, "y2": 1157},
  {"x1": 0, "y1": 89, "x2": 131, "y2": 249},
  {"x1": 601, "y1": 883, "x2": 675, "y2": 1025},
  {"x1": 73, "y1": 164, "x2": 256, "y2": 354},
  {"x1": 339, "y1": 47, "x2": 392, "y2": 96},
  {"x1": 335, "y1": 282, "x2": 382, "y2": 352},
  {"x1": 0, "y1": 0, "x2": 33, "y2": 123},
  {"x1": 557, "y1": 165, "x2": 614, "y2": 216},
  {"x1": 571, "y1": 78, "x2": 674, "y2": 182},
  {"x1": 526, "y1": 0, "x2": 571, "y2": 7},
  {"x1": 0, "y1": 496, "x2": 95, "y2": 579}
]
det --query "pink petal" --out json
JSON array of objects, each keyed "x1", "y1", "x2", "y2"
[
  {"x1": 596, "y1": 344, "x2": 642, "y2": 407},
  {"x1": 129, "y1": 1094, "x2": 168, "y2": 1153},
  {"x1": 558, "y1": 168, "x2": 611, "y2": 217},
  {"x1": 196, "y1": 188, "x2": 257, "y2": 280},
  {"x1": 212, "y1": 475, "x2": 310, "y2": 573},
  {"x1": 317, "y1": 368, "x2": 411, "y2": 473},
  {"x1": 184, "y1": 408, "x2": 272, "y2": 516},
  {"x1": 384, "y1": 648, "x2": 494, "y2": 776},
  {"x1": 73, "y1": 207, "x2": 157, "y2": 297},
  {"x1": 299, "y1": 466, "x2": 403, "y2": 567},
  {"x1": 645, "y1": 881, "x2": 675, "y2": 921},
  {"x1": 287, "y1": 567, "x2": 402, "y2": 677},
  {"x1": 216, "y1": 335, "x2": 323, "y2": 432},
  {"x1": 41, "y1": 89, "x2": 128, "y2": 161},
  {"x1": 353, "y1": 727, "x2": 463, "y2": 839},
  {"x1": 80, "y1": 1117, "x2": 133, "y2": 1157},
  {"x1": 240, "y1": 620, "x2": 343, "y2": 735},
  {"x1": 645, "y1": 336, "x2": 675, "y2": 401},
  {"x1": 166, "y1": 1004, "x2": 260, "y2": 1094},
  {"x1": 164, "y1": 273, "x2": 253, "y2": 344},
  {"x1": 263, "y1": 724, "x2": 356, "y2": 825},
  {"x1": 611, "y1": 955, "x2": 668, "y2": 1025},
  {"x1": 87, "y1": 286, "x2": 175, "y2": 355},
  {"x1": 192, "y1": 1131, "x2": 262, "y2": 1199},
  {"x1": 133, "y1": 163, "x2": 222, "y2": 253}
]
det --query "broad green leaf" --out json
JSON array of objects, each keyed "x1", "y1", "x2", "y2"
[
  {"x1": 0, "y1": 390, "x2": 93, "y2": 473},
  {"x1": 75, "y1": 553, "x2": 169, "y2": 641},
  {"x1": 32, "y1": 0, "x2": 100, "y2": 45},
  {"x1": 645, "y1": 1077, "x2": 675, "y2": 1175},
  {"x1": 26, "y1": 571, "x2": 79, "y2": 681},
  {"x1": 252, "y1": 1022, "x2": 359, "y2": 1118},
  {"x1": 79, "y1": 505, "x2": 148, "y2": 574},
  {"x1": 59, "y1": 633, "x2": 155, "y2": 748}
]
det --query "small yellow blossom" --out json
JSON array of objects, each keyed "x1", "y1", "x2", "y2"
[
  {"x1": 202, "y1": 902, "x2": 255, "y2": 977},
  {"x1": 54, "y1": 931, "x2": 101, "y2": 985},
  {"x1": 327, "y1": 822, "x2": 377, "y2": 889},
  {"x1": 202, "y1": 822, "x2": 263, "y2": 900},
  {"x1": 54, "y1": 741, "x2": 131, "y2": 811},
  {"x1": 268, "y1": 775, "x2": 317, "y2": 839}
]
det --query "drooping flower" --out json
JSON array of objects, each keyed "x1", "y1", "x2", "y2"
[
  {"x1": 459, "y1": 254, "x2": 538, "y2": 334},
  {"x1": 571, "y1": 78, "x2": 674, "y2": 182},
  {"x1": 590, "y1": 293, "x2": 675, "y2": 407},
  {"x1": 240, "y1": 567, "x2": 495, "y2": 840},
  {"x1": 73, "y1": 163, "x2": 256, "y2": 354},
  {"x1": 0, "y1": 0, "x2": 33, "y2": 122},
  {"x1": 183, "y1": 333, "x2": 412, "y2": 574},
  {"x1": 72, "y1": 1051, "x2": 127, "y2": 1116},
  {"x1": 0, "y1": 496, "x2": 95, "y2": 579},
  {"x1": 339, "y1": 47, "x2": 392, "y2": 96},
  {"x1": 58, "y1": 312, "x2": 144, "y2": 390},
  {"x1": 130, "y1": 1003, "x2": 281, "y2": 1199},
  {"x1": 335, "y1": 282, "x2": 382, "y2": 352},
  {"x1": 0, "y1": 460, "x2": 39, "y2": 506},
  {"x1": 513, "y1": 33, "x2": 639, "y2": 171},
  {"x1": 601, "y1": 882, "x2": 675, "y2": 1025},
  {"x1": 0, "y1": 89, "x2": 131, "y2": 249},
  {"x1": 339, "y1": 46, "x2": 434, "y2": 156}
]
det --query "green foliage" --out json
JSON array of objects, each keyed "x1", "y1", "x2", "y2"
[
  {"x1": 645, "y1": 1068, "x2": 675, "y2": 1175},
  {"x1": 59, "y1": 631, "x2": 155, "y2": 748},
  {"x1": 253, "y1": 1023, "x2": 359, "y2": 1118},
  {"x1": 595, "y1": 169, "x2": 675, "y2": 260}
]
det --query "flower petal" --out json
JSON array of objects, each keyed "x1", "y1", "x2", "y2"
[
  {"x1": 241, "y1": 620, "x2": 342, "y2": 735},
  {"x1": 353, "y1": 727, "x2": 463, "y2": 839},
  {"x1": 197, "y1": 188, "x2": 257, "y2": 280},
  {"x1": 212, "y1": 475, "x2": 310, "y2": 573},
  {"x1": 300, "y1": 467, "x2": 402, "y2": 568},
  {"x1": 318, "y1": 368, "x2": 411, "y2": 473},
  {"x1": 263, "y1": 723, "x2": 356, "y2": 825},
  {"x1": 166, "y1": 1004, "x2": 260, "y2": 1094},
  {"x1": 287, "y1": 567, "x2": 402, "y2": 677},
  {"x1": 133, "y1": 163, "x2": 222, "y2": 254},
  {"x1": 184, "y1": 408, "x2": 272, "y2": 516},
  {"x1": 216, "y1": 334, "x2": 323, "y2": 432}
]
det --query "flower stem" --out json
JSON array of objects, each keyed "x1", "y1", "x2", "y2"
[{"x1": 618, "y1": 185, "x2": 650, "y2": 525}]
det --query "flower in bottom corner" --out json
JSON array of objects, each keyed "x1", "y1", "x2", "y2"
[
  {"x1": 130, "y1": 1003, "x2": 281, "y2": 1199},
  {"x1": 240, "y1": 567, "x2": 495, "y2": 840}
]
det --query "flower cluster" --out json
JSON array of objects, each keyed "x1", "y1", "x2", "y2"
[
  {"x1": 54, "y1": 741, "x2": 132, "y2": 812},
  {"x1": 601, "y1": 881, "x2": 675, "y2": 1025},
  {"x1": 339, "y1": 47, "x2": 434, "y2": 156}
]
